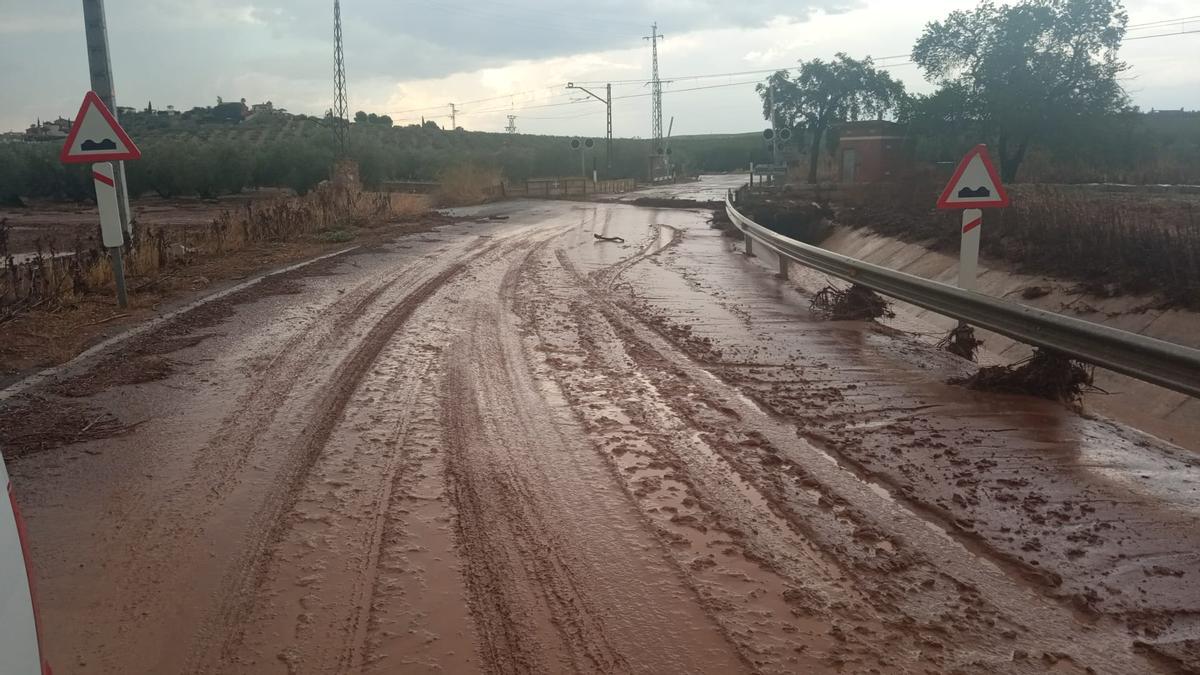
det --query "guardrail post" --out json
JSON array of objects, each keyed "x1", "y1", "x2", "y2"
[
  {"x1": 725, "y1": 194, "x2": 1200, "y2": 398},
  {"x1": 777, "y1": 250, "x2": 788, "y2": 279},
  {"x1": 743, "y1": 232, "x2": 754, "y2": 257}
]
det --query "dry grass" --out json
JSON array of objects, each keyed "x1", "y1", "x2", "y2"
[
  {"x1": 836, "y1": 178, "x2": 1200, "y2": 306},
  {"x1": 0, "y1": 186, "x2": 429, "y2": 324}
]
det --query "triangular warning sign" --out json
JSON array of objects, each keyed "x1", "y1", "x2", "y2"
[
  {"x1": 60, "y1": 91, "x2": 141, "y2": 164},
  {"x1": 936, "y1": 144, "x2": 1009, "y2": 209}
]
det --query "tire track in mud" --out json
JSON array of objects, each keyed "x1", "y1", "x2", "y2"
[
  {"x1": 590, "y1": 221, "x2": 682, "y2": 291},
  {"x1": 187, "y1": 237, "x2": 508, "y2": 673},
  {"x1": 89, "y1": 240, "x2": 487, "y2": 670},
  {"x1": 629, "y1": 221, "x2": 1200, "y2": 670},
  {"x1": 360, "y1": 369, "x2": 481, "y2": 674},
  {"x1": 440, "y1": 237, "x2": 749, "y2": 674},
  {"x1": 192, "y1": 249, "x2": 444, "y2": 498},
  {"x1": 520, "y1": 236, "x2": 1167, "y2": 674},
  {"x1": 532, "y1": 249, "x2": 889, "y2": 673}
]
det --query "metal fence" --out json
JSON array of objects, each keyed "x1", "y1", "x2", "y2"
[
  {"x1": 379, "y1": 180, "x2": 440, "y2": 194},
  {"x1": 503, "y1": 177, "x2": 637, "y2": 198},
  {"x1": 726, "y1": 190, "x2": 1200, "y2": 399}
]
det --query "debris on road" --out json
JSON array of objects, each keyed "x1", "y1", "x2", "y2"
[
  {"x1": 937, "y1": 323, "x2": 984, "y2": 361},
  {"x1": 953, "y1": 348, "x2": 1096, "y2": 404},
  {"x1": 810, "y1": 283, "x2": 894, "y2": 320},
  {"x1": 630, "y1": 197, "x2": 721, "y2": 209},
  {"x1": 7, "y1": 187, "x2": 1194, "y2": 674}
]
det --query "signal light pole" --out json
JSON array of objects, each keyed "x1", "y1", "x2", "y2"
[{"x1": 566, "y1": 82, "x2": 612, "y2": 176}]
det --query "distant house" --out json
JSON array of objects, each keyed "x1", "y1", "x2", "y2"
[
  {"x1": 116, "y1": 105, "x2": 136, "y2": 116},
  {"x1": 24, "y1": 118, "x2": 70, "y2": 141},
  {"x1": 211, "y1": 98, "x2": 249, "y2": 122},
  {"x1": 251, "y1": 101, "x2": 274, "y2": 114},
  {"x1": 0, "y1": 131, "x2": 26, "y2": 143},
  {"x1": 833, "y1": 120, "x2": 909, "y2": 183}
]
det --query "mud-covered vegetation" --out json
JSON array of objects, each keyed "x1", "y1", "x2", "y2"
[
  {"x1": 0, "y1": 188, "x2": 426, "y2": 323},
  {"x1": 737, "y1": 190, "x2": 834, "y2": 244},
  {"x1": 953, "y1": 349, "x2": 1096, "y2": 405},
  {"x1": 810, "y1": 284, "x2": 894, "y2": 321},
  {"x1": 836, "y1": 178, "x2": 1200, "y2": 306}
]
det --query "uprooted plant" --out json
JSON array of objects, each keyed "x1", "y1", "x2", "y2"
[
  {"x1": 952, "y1": 348, "x2": 1097, "y2": 406},
  {"x1": 810, "y1": 284, "x2": 894, "y2": 321},
  {"x1": 937, "y1": 323, "x2": 985, "y2": 361}
]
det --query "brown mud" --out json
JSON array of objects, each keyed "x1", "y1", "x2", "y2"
[{"x1": 3, "y1": 190, "x2": 1196, "y2": 674}]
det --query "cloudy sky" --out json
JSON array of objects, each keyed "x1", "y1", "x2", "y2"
[{"x1": 1, "y1": 0, "x2": 1197, "y2": 137}]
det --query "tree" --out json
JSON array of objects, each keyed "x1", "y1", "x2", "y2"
[
  {"x1": 759, "y1": 53, "x2": 905, "y2": 183},
  {"x1": 912, "y1": 0, "x2": 1129, "y2": 182},
  {"x1": 354, "y1": 110, "x2": 368, "y2": 123}
]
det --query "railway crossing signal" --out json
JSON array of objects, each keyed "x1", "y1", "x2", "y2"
[{"x1": 570, "y1": 138, "x2": 598, "y2": 179}]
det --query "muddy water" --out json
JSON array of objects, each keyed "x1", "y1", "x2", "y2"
[{"x1": 7, "y1": 190, "x2": 1195, "y2": 674}]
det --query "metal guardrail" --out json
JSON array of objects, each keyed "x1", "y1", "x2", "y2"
[{"x1": 725, "y1": 192, "x2": 1200, "y2": 398}]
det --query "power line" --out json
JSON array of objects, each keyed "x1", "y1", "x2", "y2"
[
  {"x1": 459, "y1": 78, "x2": 764, "y2": 118},
  {"x1": 1125, "y1": 15, "x2": 1200, "y2": 30},
  {"x1": 572, "y1": 53, "x2": 914, "y2": 88},
  {"x1": 383, "y1": 15, "x2": 1195, "y2": 129},
  {"x1": 387, "y1": 85, "x2": 570, "y2": 116},
  {"x1": 1125, "y1": 28, "x2": 1200, "y2": 41}
]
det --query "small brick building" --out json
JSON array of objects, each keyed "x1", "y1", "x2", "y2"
[{"x1": 834, "y1": 121, "x2": 908, "y2": 183}]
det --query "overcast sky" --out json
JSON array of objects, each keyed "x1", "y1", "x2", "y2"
[{"x1": 2, "y1": 0, "x2": 1197, "y2": 137}]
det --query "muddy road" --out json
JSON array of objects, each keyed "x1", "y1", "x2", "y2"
[{"x1": 6, "y1": 186, "x2": 1199, "y2": 674}]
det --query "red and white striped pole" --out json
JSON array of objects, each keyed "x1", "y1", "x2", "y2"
[
  {"x1": 93, "y1": 161, "x2": 128, "y2": 307},
  {"x1": 958, "y1": 208, "x2": 983, "y2": 292}
]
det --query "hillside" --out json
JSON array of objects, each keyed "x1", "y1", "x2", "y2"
[{"x1": 0, "y1": 111, "x2": 769, "y2": 202}]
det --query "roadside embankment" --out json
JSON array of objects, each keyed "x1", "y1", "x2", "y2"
[{"x1": 799, "y1": 224, "x2": 1200, "y2": 450}]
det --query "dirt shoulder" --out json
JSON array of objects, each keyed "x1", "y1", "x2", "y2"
[
  {"x1": 0, "y1": 218, "x2": 438, "y2": 385},
  {"x1": 1, "y1": 191, "x2": 292, "y2": 257}
]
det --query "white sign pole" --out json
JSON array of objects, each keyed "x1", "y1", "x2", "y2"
[
  {"x1": 93, "y1": 162, "x2": 129, "y2": 307},
  {"x1": 958, "y1": 208, "x2": 983, "y2": 292}
]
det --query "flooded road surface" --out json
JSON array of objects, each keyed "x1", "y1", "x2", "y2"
[{"x1": 8, "y1": 187, "x2": 1199, "y2": 674}]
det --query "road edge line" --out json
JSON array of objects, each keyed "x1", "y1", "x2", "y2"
[{"x1": 0, "y1": 245, "x2": 361, "y2": 402}]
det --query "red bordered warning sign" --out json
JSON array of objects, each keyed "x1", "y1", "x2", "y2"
[
  {"x1": 936, "y1": 144, "x2": 1009, "y2": 209},
  {"x1": 60, "y1": 91, "x2": 141, "y2": 164}
]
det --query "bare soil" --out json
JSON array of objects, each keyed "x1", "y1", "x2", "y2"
[
  {"x1": 6, "y1": 191, "x2": 1197, "y2": 674},
  {"x1": 0, "y1": 190, "x2": 292, "y2": 256},
  {"x1": 0, "y1": 221, "x2": 437, "y2": 381}
]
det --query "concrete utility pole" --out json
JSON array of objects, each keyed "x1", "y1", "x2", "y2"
[
  {"x1": 332, "y1": 0, "x2": 349, "y2": 157},
  {"x1": 566, "y1": 82, "x2": 613, "y2": 176},
  {"x1": 643, "y1": 23, "x2": 665, "y2": 180},
  {"x1": 448, "y1": 103, "x2": 457, "y2": 130},
  {"x1": 81, "y1": 0, "x2": 132, "y2": 239}
]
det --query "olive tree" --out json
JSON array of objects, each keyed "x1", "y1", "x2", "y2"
[
  {"x1": 911, "y1": 0, "x2": 1129, "y2": 182},
  {"x1": 759, "y1": 53, "x2": 906, "y2": 183}
]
